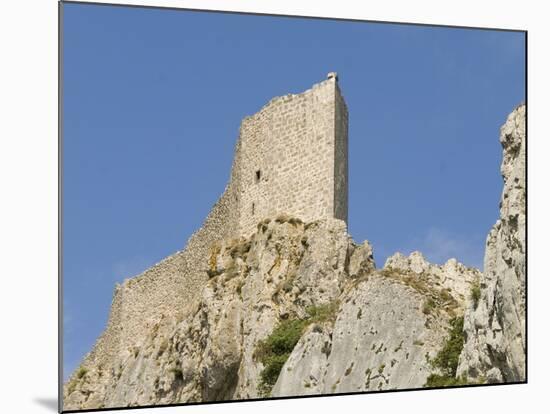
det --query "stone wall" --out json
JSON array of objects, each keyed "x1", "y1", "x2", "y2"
[
  {"x1": 75, "y1": 188, "x2": 240, "y2": 376},
  {"x1": 234, "y1": 74, "x2": 348, "y2": 236}
]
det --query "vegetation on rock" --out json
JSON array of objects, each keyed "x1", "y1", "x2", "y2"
[
  {"x1": 254, "y1": 302, "x2": 340, "y2": 396},
  {"x1": 255, "y1": 318, "x2": 308, "y2": 396},
  {"x1": 470, "y1": 278, "x2": 481, "y2": 309},
  {"x1": 76, "y1": 367, "x2": 88, "y2": 379},
  {"x1": 425, "y1": 317, "x2": 466, "y2": 387}
]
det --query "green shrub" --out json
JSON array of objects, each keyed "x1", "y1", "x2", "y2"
[
  {"x1": 425, "y1": 317, "x2": 465, "y2": 387},
  {"x1": 255, "y1": 319, "x2": 307, "y2": 361},
  {"x1": 426, "y1": 374, "x2": 468, "y2": 387},
  {"x1": 259, "y1": 354, "x2": 288, "y2": 389},
  {"x1": 471, "y1": 279, "x2": 481, "y2": 309},
  {"x1": 254, "y1": 302, "x2": 340, "y2": 396},
  {"x1": 255, "y1": 318, "x2": 308, "y2": 396},
  {"x1": 431, "y1": 317, "x2": 464, "y2": 376}
]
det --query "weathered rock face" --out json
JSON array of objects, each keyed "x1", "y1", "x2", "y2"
[
  {"x1": 458, "y1": 104, "x2": 526, "y2": 383},
  {"x1": 272, "y1": 253, "x2": 479, "y2": 396},
  {"x1": 384, "y1": 252, "x2": 479, "y2": 306},
  {"x1": 64, "y1": 217, "x2": 374, "y2": 409},
  {"x1": 61, "y1": 179, "x2": 243, "y2": 410},
  {"x1": 64, "y1": 215, "x2": 481, "y2": 410}
]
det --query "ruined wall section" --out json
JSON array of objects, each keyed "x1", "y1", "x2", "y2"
[
  {"x1": 74, "y1": 178, "x2": 241, "y2": 379},
  {"x1": 236, "y1": 76, "x2": 347, "y2": 237}
]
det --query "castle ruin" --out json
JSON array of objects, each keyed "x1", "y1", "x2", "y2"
[
  {"x1": 68, "y1": 75, "x2": 349, "y2": 391},
  {"x1": 205, "y1": 72, "x2": 349, "y2": 239},
  {"x1": 232, "y1": 71, "x2": 348, "y2": 235}
]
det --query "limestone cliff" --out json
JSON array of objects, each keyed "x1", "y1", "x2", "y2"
[
  {"x1": 272, "y1": 251, "x2": 479, "y2": 396},
  {"x1": 63, "y1": 218, "x2": 481, "y2": 409},
  {"x1": 63, "y1": 104, "x2": 526, "y2": 410},
  {"x1": 64, "y1": 217, "x2": 367, "y2": 408},
  {"x1": 457, "y1": 104, "x2": 526, "y2": 383}
]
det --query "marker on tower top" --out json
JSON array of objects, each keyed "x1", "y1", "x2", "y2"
[{"x1": 327, "y1": 71, "x2": 338, "y2": 81}]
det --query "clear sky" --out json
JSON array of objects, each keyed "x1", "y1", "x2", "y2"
[{"x1": 62, "y1": 3, "x2": 525, "y2": 380}]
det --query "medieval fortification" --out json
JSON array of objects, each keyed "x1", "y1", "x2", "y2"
[
  {"x1": 64, "y1": 74, "x2": 525, "y2": 410},
  {"x1": 204, "y1": 70, "x2": 348, "y2": 239},
  {"x1": 72, "y1": 73, "x2": 349, "y2": 386}
]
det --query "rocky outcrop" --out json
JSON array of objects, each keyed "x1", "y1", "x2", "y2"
[
  {"x1": 65, "y1": 215, "x2": 482, "y2": 410},
  {"x1": 272, "y1": 252, "x2": 479, "y2": 396},
  {"x1": 384, "y1": 252, "x2": 479, "y2": 306},
  {"x1": 64, "y1": 217, "x2": 373, "y2": 408},
  {"x1": 458, "y1": 104, "x2": 526, "y2": 383},
  {"x1": 62, "y1": 179, "x2": 242, "y2": 410}
]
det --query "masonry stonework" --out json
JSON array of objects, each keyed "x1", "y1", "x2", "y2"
[{"x1": 227, "y1": 72, "x2": 349, "y2": 236}]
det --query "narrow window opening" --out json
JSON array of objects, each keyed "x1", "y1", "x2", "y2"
[
  {"x1": 255, "y1": 170, "x2": 261, "y2": 183},
  {"x1": 252, "y1": 202, "x2": 255, "y2": 215}
]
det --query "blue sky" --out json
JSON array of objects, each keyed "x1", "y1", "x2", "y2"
[{"x1": 62, "y1": 3, "x2": 525, "y2": 380}]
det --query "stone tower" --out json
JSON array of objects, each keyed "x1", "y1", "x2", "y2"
[
  {"x1": 175, "y1": 73, "x2": 349, "y2": 248},
  {"x1": 229, "y1": 72, "x2": 349, "y2": 236}
]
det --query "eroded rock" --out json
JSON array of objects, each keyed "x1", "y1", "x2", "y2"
[
  {"x1": 458, "y1": 104, "x2": 526, "y2": 383},
  {"x1": 273, "y1": 255, "x2": 479, "y2": 396}
]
